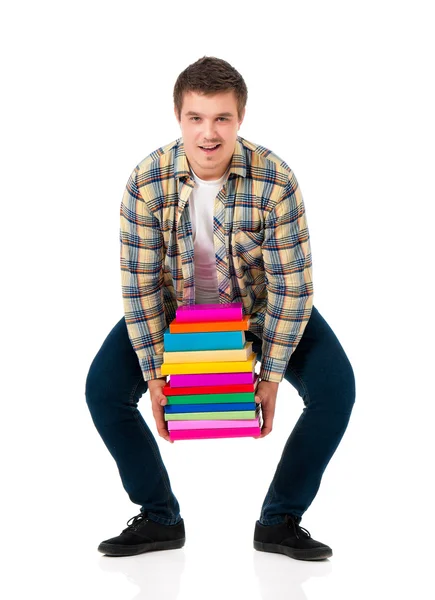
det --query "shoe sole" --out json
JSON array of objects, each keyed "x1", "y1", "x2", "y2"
[
  {"x1": 98, "y1": 537, "x2": 186, "y2": 557},
  {"x1": 253, "y1": 540, "x2": 332, "y2": 561}
]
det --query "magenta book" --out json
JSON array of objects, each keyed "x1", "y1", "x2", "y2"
[
  {"x1": 175, "y1": 303, "x2": 243, "y2": 323},
  {"x1": 169, "y1": 371, "x2": 255, "y2": 388},
  {"x1": 169, "y1": 427, "x2": 261, "y2": 441}
]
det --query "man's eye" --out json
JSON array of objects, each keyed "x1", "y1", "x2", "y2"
[{"x1": 189, "y1": 117, "x2": 228, "y2": 122}]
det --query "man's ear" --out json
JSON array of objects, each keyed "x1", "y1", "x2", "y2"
[{"x1": 174, "y1": 106, "x2": 181, "y2": 124}]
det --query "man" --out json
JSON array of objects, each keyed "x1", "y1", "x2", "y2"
[{"x1": 85, "y1": 56, "x2": 355, "y2": 561}]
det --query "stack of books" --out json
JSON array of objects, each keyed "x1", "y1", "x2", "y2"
[{"x1": 161, "y1": 303, "x2": 262, "y2": 441}]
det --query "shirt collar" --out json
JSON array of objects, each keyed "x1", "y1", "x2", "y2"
[{"x1": 174, "y1": 136, "x2": 247, "y2": 180}]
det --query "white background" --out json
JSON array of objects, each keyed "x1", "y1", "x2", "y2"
[{"x1": 1, "y1": 1, "x2": 434, "y2": 598}]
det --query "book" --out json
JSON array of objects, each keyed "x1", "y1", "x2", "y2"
[
  {"x1": 169, "y1": 427, "x2": 261, "y2": 440},
  {"x1": 163, "y1": 329, "x2": 246, "y2": 352},
  {"x1": 161, "y1": 352, "x2": 256, "y2": 376},
  {"x1": 169, "y1": 371, "x2": 256, "y2": 387},
  {"x1": 169, "y1": 315, "x2": 250, "y2": 334},
  {"x1": 163, "y1": 342, "x2": 253, "y2": 364},
  {"x1": 166, "y1": 392, "x2": 255, "y2": 405},
  {"x1": 164, "y1": 409, "x2": 259, "y2": 421},
  {"x1": 175, "y1": 303, "x2": 243, "y2": 323},
  {"x1": 175, "y1": 302, "x2": 243, "y2": 323},
  {"x1": 164, "y1": 402, "x2": 257, "y2": 413},
  {"x1": 168, "y1": 417, "x2": 261, "y2": 430},
  {"x1": 163, "y1": 374, "x2": 259, "y2": 396}
]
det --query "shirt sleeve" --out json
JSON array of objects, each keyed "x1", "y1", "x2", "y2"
[
  {"x1": 259, "y1": 171, "x2": 314, "y2": 383},
  {"x1": 120, "y1": 167, "x2": 167, "y2": 382}
]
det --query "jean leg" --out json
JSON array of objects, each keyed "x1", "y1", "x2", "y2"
[
  {"x1": 85, "y1": 317, "x2": 181, "y2": 525},
  {"x1": 259, "y1": 306, "x2": 356, "y2": 525}
]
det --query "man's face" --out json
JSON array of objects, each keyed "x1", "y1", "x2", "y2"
[{"x1": 174, "y1": 90, "x2": 245, "y2": 181}]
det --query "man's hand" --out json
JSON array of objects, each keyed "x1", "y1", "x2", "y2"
[
  {"x1": 254, "y1": 380, "x2": 279, "y2": 438},
  {"x1": 147, "y1": 377, "x2": 174, "y2": 443}
]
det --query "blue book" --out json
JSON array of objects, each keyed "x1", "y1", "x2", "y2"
[
  {"x1": 163, "y1": 328, "x2": 246, "y2": 351},
  {"x1": 164, "y1": 402, "x2": 257, "y2": 413}
]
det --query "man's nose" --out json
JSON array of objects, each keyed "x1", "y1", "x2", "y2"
[{"x1": 203, "y1": 121, "x2": 218, "y2": 140}]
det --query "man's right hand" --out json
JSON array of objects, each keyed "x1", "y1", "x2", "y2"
[{"x1": 147, "y1": 378, "x2": 173, "y2": 443}]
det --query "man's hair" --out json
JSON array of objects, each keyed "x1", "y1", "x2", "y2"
[{"x1": 173, "y1": 56, "x2": 248, "y2": 121}]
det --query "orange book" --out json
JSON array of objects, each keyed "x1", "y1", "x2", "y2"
[{"x1": 169, "y1": 314, "x2": 250, "y2": 334}]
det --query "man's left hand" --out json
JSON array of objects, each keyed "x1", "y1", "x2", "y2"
[{"x1": 254, "y1": 380, "x2": 279, "y2": 438}]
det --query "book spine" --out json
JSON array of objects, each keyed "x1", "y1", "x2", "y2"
[
  {"x1": 169, "y1": 371, "x2": 255, "y2": 387},
  {"x1": 176, "y1": 306, "x2": 242, "y2": 323},
  {"x1": 166, "y1": 392, "x2": 255, "y2": 405},
  {"x1": 163, "y1": 374, "x2": 259, "y2": 396},
  {"x1": 169, "y1": 427, "x2": 261, "y2": 440},
  {"x1": 164, "y1": 402, "x2": 257, "y2": 413},
  {"x1": 161, "y1": 353, "x2": 256, "y2": 376},
  {"x1": 163, "y1": 330, "x2": 245, "y2": 351},
  {"x1": 165, "y1": 410, "x2": 258, "y2": 421},
  {"x1": 168, "y1": 418, "x2": 260, "y2": 430},
  {"x1": 169, "y1": 315, "x2": 250, "y2": 334},
  {"x1": 163, "y1": 342, "x2": 252, "y2": 364}
]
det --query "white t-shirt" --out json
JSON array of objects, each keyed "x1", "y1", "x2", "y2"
[{"x1": 189, "y1": 167, "x2": 229, "y2": 304}]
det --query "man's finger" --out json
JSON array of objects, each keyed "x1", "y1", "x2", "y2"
[
  {"x1": 157, "y1": 424, "x2": 173, "y2": 443},
  {"x1": 260, "y1": 425, "x2": 272, "y2": 438},
  {"x1": 259, "y1": 399, "x2": 274, "y2": 438},
  {"x1": 260, "y1": 408, "x2": 273, "y2": 437},
  {"x1": 151, "y1": 395, "x2": 173, "y2": 443},
  {"x1": 156, "y1": 414, "x2": 173, "y2": 443}
]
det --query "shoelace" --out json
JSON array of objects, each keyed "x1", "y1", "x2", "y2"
[
  {"x1": 286, "y1": 515, "x2": 311, "y2": 540},
  {"x1": 124, "y1": 512, "x2": 149, "y2": 532}
]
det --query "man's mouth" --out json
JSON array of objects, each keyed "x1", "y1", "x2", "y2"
[{"x1": 199, "y1": 144, "x2": 221, "y2": 154}]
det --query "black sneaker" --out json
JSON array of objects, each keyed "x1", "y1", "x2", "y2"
[
  {"x1": 98, "y1": 512, "x2": 186, "y2": 556},
  {"x1": 253, "y1": 514, "x2": 332, "y2": 561}
]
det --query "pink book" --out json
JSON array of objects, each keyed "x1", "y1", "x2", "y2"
[
  {"x1": 168, "y1": 419, "x2": 260, "y2": 430},
  {"x1": 175, "y1": 303, "x2": 243, "y2": 323},
  {"x1": 169, "y1": 371, "x2": 255, "y2": 388},
  {"x1": 169, "y1": 427, "x2": 261, "y2": 441}
]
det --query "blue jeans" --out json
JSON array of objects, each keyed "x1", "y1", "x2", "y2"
[{"x1": 85, "y1": 306, "x2": 355, "y2": 526}]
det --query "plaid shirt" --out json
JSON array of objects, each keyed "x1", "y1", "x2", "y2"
[{"x1": 120, "y1": 135, "x2": 313, "y2": 383}]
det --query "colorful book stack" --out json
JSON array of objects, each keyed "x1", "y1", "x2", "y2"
[{"x1": 161, "y1": 302, "x2": 262, "y2": 441}]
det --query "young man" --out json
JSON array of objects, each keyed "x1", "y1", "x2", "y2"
[{"x1": 85, "y1": 56, "x2": 355, "y2": 561}]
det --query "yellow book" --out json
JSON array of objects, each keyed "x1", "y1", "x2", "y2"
[
  {"x1": 161, "y1": 352, "x2": 257, "y2": 376},
  {"x1": 163, "y1": 342, "x2": 253, "y2": 364}
]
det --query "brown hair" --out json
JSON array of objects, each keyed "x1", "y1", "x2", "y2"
[{"x1": 173, "y1": 56, "x2": 248, "y2": 121}]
